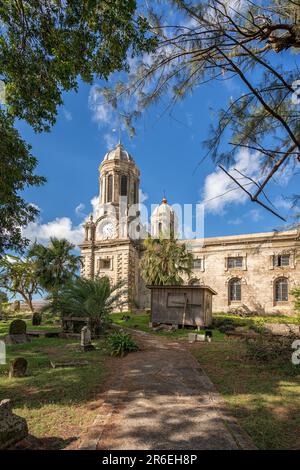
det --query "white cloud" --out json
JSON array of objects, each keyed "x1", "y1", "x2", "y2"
[
  {"x1": 91, "y1": 195, "x2": 100, "y2": 219},
  {"x1": 228, "y1": 217, "x2": 243, "y2": 225},
  {"x1": 63, "y1": 109, "x2": 72, "y2": 121},
  {"x1": 139, "y1": 189, "x2": 148, "y2": 204},
  {"x1": 274, "y1": 196, "x2": 300, "y2": 217},
  {"x1": 88, "y1": 86, "x2": 123, "y2": 150},
  {"x1": 274, "y1": 196, "x2": 292, "y2": 211},
  {"x1": 88, "y1": 85, "x2": 114, "y2": 126},
  {"x1": 23, "y1": 217, "x2": 83, "y2": 246},
  {"x1": 103, "y1": 132, "x2": 118, "y2": 150},
  {"x1": 248, "y1": 209, "x2": 263, "y2": 222},
  {"x1": 201, "y1": 149, "x2": 262, "y2": 214},
  {"x1": 75, "y1": 202, "x2": 86, "y2": 218},
  {"x1": 23, "y1": 195, "x2": 100, "y2": 246}
]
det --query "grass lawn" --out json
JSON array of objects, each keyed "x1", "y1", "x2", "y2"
[
  {"x1": 191, "y1": 338, "x2": 300, "y2": 449},
  {"x1": 0, "y1": 325, "x2": 116, "y2": 449},
  {"x1": 110, "y1": 312, "x2": 225, "y2": 340}
]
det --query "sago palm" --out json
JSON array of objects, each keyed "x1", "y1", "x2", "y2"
[{"x1": 46, "y1": 276, "x2": 126, "y2": 334}]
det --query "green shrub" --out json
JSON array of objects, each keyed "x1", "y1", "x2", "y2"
[
  {"x1": 245, "y1": 337, "x2": 295, "y2": 363},
  {"x1": 291, "y1": 287, "x2": 300, "y2": 315},
  {"x1": 212, "y1": 317, "x2": 239, "y2": 333},
  {"x1": 107, "y1": 330, "x2": 139, "y2": 357}
]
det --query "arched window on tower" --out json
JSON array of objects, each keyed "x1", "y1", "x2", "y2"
[
  {"x1": 107, "y1": 175, "x2": 113, "y2": 202},
  {"x1": 120, "y1": 175, "x2": 128, "y2": 196},
  {"x1": 229, "y1": 278, "x2": 241, "y2": 302},
  {"x1": 275, "y1": 277, "x2": 288, "y2": 302}
]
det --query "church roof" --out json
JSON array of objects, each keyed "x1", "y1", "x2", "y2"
[{"x1": 103, "y1": 143, "x2": 133, "y2": 162}]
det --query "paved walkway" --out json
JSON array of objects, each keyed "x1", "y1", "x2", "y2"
[{"x1": 79, "y1": 331, "x2": 255, "y2": 450}]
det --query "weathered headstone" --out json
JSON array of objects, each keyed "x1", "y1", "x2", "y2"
[
  {"x1": 196, "y1": 334, "x2": 206, "y2": 342},
  {"x1": 5, "y1": 319, "x2": 30, "y2": 345},
  {"x1": 32, "y1": 312, "x2": 42, "y2": 326},
  {"x1": 9, "y1": 357, "x2": 28, "y2": 378},
  {"x1": 188, "y1": 333, "x2": 197, "y2": 343},
  {"x1": 13, "y1": 300, "x2": 20, "y2": 313},
  {"x1": 9, "y1": 319, "x2": 26, "y2": 335},
  {"x1": 81, "y1": 326, "x2": 94, "y2": 351},
  {"x1": 0, "y1": 399, "x2": 28, "y2": 449}
]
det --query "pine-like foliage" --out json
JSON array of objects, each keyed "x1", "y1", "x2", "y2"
[{"x1": 103, "y1": 0, "x2": 300, "y2": 218}]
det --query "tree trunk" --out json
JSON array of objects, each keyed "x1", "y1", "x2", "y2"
[{"x1": 27, "y1": 297, "x2": 34, "y2": 313}]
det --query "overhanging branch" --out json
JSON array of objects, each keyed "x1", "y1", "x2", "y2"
[{"x1": 218, "y1": 165, "x2": 286, "y2": 221}]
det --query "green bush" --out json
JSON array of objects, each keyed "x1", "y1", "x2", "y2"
[
  {"x1": 212, "y1": 317, "x2": 240, "y2": 333},
  {"x1": 291, "y1": 287, "x2": 300, "y2": 315},
  {"x1": 245, "y1": 337, "x2": 294, "y2": 363},
  {"x1": 107, "y1": 330, "x2": 139, "y2": 357}
]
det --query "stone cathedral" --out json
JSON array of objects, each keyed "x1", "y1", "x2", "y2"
[{"x1": 79, "y1": 143, "x2": 300, "y2": 315}]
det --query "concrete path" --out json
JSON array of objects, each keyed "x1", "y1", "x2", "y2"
[{"x1": 79, "y1": 331, "x2": 255, "y2": 450}]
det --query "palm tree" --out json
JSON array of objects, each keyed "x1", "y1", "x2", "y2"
[
  {"x1": 29, "y1": 237, "x2": 81, "y2": 299},
  {"x1": 45, "y1": 276, "x2": 126, "y2": 335},
  {"x1": 140, "y1": 234, "x2": 193, "y2": 286}
]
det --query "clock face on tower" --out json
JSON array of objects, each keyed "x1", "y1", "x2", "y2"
[{"x1": 97, "y1": 219, "x2": 117, "y2": 240}]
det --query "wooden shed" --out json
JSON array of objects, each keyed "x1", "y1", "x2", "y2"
[{"x1": 148, "y1": 285, "x2": 217, "y2": 328}]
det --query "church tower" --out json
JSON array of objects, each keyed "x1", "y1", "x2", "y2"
[{"x1": 79, "y1": 143, "x2": 142, "y2": 310}]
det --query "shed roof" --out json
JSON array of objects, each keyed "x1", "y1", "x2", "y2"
[{"x1": 147, "y1": 285, "x2": 217, "y2": 295}]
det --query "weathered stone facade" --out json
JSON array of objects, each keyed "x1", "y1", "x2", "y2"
[
  {"x1": 79, "y1": 143, "x2": 300, "y2": 315},
  {"x1": 184, "y1": 230, "x2": 300, "y2": 315}
]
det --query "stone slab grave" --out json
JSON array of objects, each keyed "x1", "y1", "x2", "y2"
[
  {"x1": 9, "y1": 357, "x2": 28, "y2": 378},
  {"x1": 27, "y1": 330, "x2": 60, "y2": 339},
  {"x1": 0, "y1": 399, "x2": 28, "y2": 449},
  {"x1": 188, "y1": 331, "x2": 212, "y2": 343},
  {"x1": 50, "y1": 360, "x2": 90, "y2": 368},
  {"x1": 5, "y1": 319, "x2": 31, "y2": 345},
  {"x1": 81, "y1": 326, "x2": 95, "y2": 351},
  {"x1": 263, "y1": 323, "x2": 300, "y2": 337}
]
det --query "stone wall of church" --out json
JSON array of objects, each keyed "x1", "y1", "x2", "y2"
[{"x1": 185, "y1": 229, "x2": 300, "y2": 315}]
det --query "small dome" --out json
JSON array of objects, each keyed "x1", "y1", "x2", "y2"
[
  {"x1": 151, "y1": 198, "x2": 174, "y2": 219},
  {"x1": 103, "y1": 143, "x2": 133, "y2": 162},
  {"x1": 151, "y1": 197, "x2": 178, "y2": 237}
]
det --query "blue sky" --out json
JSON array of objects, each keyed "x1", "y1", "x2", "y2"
[{"x1": 18, "y1": 63, "x2": 299, "y2": 246}]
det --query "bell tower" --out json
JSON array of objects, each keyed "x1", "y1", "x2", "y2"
[
  {"x1": 99, "y1": 142, "x2": 140, "y2": 208},
  {"x1": 80, "y1": 142, "x2": 142, "y2": 311}
]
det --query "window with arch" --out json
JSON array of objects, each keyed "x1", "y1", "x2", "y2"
[
  {"x1": 275, "y1": 277, "x2": 288, "y2": 302},
  {"x1": 120, "y1": 175, "x2": 128, "y2": 196},
  {"x1": 107, "y1": 175, "x2": 113, "y2": 202},
  {"x1": 229, "y1": 278, "x2": 241, "y2": 302}
]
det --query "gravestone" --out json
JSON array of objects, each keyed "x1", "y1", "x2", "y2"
[
  {"x1": 5, "y1": 319, "x2": 30, "y2": 345},
  {"x1": 9, "y1": 319, "x2": 26, "y2": 335},
  {"x1": 0, "y1": 399, "x2": 28, "y2": 449},
  {"x1": 32, "y1": 312, "x2": 42, "y2": 326},
  {"x1": 81, "y1": 326, "x2": 95, "y2": 351},
  {"x1": 9, "y1": 357, "x2": 28, "y2": 378},
  {"x1": 188, "y1": 333, "x2": 197, "y2": 343}
]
